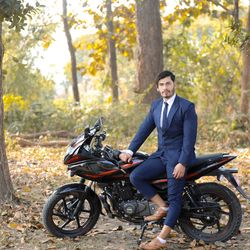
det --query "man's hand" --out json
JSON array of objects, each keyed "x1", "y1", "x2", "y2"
[
  {"x1": 173, "y1": 163, "x2": 186, "y2": 179},
  {"x1": 119, "y1": 152, "x2": 132, "y2": 163}
]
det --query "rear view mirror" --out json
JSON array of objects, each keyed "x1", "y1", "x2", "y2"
[
  {"x1": 94, "y1": 117, "x2": 105, "y2": 130},
  {"x1": 84, "y1": 125, "x2": 90, "y2": 136}
]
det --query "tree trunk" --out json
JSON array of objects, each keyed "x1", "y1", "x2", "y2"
[
  {"x1": 62, "y1": 0, "x2": 80, "y2": 103},
  {"x1": 233, "y1": 0, "x2": 239, "y2": 24},
  {"x1": 106, "y1": 0, "x2": 119, "y2": 102},
  {"x1": 240, "y1": 1, "x2": 250, "y2": 115},
  {"x1": 0, "y1": 22, "x2": 14, "y2": 202},
  {"x1": 15, "y1": 138, "x2": 69, "y2": 147},
  {"x1": 135, "y1": 0, "x2": 163, "y2": 103},
  {"x1": 10, "y1": 130, "x2": 76, "y2": 139}
]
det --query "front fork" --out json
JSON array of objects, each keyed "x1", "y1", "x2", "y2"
[{"x1": 72, "y1": 181, "x2": 89, "y2": 218}]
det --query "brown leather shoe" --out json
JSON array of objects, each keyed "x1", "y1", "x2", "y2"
[
  {"x1": 144, "y1": 207, "x2": 167, "y2": 221},
  {"x1": 140, "y1": 237, "x2": 167, "y2": 250}
]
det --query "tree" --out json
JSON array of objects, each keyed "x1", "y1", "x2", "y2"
[
  {"x1": 74, "y1": 0, "x2": 136, "y2": 100},
  {"x1": 0, "y1": 0, "x2": 37, "y2": 202},
  {"x1": 106, "y1": 0, "x2": 119, "y2": 102},
  {"x1": 164, "y1": 0, "x2": 250, "y2": 117},
  {"x1": 135, "y1": 0, "x2": 163, "y2": 103},
  {"x1": 3, "y1": 28, "x2": 55, "y2": 101},
  {"x1": 62, "y1": 0, "x2": 80, "y2": 103},
  {"x1": 0, "y1": 21, "x2": 13, "y2": 202},
  {"x1": 240, "y1": 1, "x2": 250, "y2": 115}
]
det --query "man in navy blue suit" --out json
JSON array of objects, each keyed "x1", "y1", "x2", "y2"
[{"x1": 119, "y1": 70, "x2": 197, "y2": 250}]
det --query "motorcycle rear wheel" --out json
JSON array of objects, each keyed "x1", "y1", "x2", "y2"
[
  {"x1": 42, "y1": 190, "x2": 101, "y2": 238},
  {"x1": 179, "y1": 182, "x2": 242, "y2": 243}
]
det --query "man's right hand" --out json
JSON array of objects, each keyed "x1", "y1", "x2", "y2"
[{"x1": 119, "y1": 152, "x2": 132, "y2": 163}]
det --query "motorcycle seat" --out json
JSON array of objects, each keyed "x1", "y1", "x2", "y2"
[
  {"x1": 188, "y1": 153, "x2": 227, "y2": 169},
  {"x1": 151, "y1": 153, "x2": 228, "y2": 181}
]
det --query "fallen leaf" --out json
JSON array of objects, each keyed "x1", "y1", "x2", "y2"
[
  {"x1": 7, "y1": 222, "x2": 24, "y2": 231},
  {"x1": 112, "y1": 225, "x2": 123, "y2": 231},
  {"x1": 190, "y1": 239, "x2": 197, "y2": 247},
  {"x1": 41, "y1": 238, "x2": 55, "y2": 244}
]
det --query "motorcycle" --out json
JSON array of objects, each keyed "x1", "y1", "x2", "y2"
[{"x1": 42, "y1": 117, "x2": 250, "y2": 244}]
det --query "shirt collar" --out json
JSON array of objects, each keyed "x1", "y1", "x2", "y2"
[{"x1": 163, "y1": 93, "x2": 176, "y2": 106}]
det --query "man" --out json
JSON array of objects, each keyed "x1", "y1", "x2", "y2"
[{"x1": 119, "y1": 70, "x2": 197, "y2": 250}]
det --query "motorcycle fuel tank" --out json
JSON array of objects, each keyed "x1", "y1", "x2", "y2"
[{"x1": 67, "y1": 158, "x2": 125, "y2": 182}]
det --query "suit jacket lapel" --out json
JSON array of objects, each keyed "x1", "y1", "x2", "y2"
[
  {"x1": 164, "y1": 95, "x2": 180, "y2": 131},
  {"x1": 154, "y1": 100, "x2": 162, "y2": 128}
]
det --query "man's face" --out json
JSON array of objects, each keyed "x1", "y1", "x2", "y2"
[{"x1": 157, "y1": 76, "x2": 176, "y2": 99}]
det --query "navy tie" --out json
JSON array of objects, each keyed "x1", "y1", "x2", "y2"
[{"x1": 162, "y1": 102, "x2": 169, "y2": 130}]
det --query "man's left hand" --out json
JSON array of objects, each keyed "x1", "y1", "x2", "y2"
[{"x1": 173, "y1": 163, "x2": 186, "y2": 179}]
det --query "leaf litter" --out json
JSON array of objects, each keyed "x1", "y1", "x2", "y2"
[{"x1": 0, "y1": 145, "x2": 249, "y2": 249}]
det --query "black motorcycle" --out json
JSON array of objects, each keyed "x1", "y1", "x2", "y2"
[{"x1": 42, "y1": 117, "x2": 249, "y2": 244}]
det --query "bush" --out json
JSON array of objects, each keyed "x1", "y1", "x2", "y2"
[{"x1": 4, "y1": 96, "x2": 248, "y2": 149}]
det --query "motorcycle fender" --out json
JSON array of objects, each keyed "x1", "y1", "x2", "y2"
[
  {"x1": 53, "y1": 183, "x2": 103, "y2": 215},
  {"x1": 54, "y1": 183, "x2": 90, "y2": 194},
  {"x1": 216, "y1": 168, "x2": 250, "y2": 201},
  {"x1": 53, "y1": 183, "x2": 97, "y2": 200}
]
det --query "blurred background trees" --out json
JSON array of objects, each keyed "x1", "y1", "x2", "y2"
[
  {"x1": 1, "y1": 0, "x2": 249, "y2": 150},
  {"x1": 0, "y1": 0, "x2": 39, "y2": 202}
]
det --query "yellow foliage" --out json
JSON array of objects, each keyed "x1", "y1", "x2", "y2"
[
  {"x1": 53, "y1": 99, "x2": 71, "y2": 110},
  {"x1": 123, "y1": 51, "x2": 129, "y2": 57},
  {"x1": 93, "y1": 13, "x2": 101, "y2": 23},
  {"x1": 42, "y1": 34, "x2": 53, "y2": 49},
  {"x1": 88, "y1": 64, "x2": 97, "y2": 75},
  {"x1": 87, "y1": 43, "x2": 93, "y2": 50},
  {"x1": 105, "y1": 95, "x2": 113, "y2": 104},
  {"x1": 3, "y1": 94, "x2": 28, "y2": 112}
]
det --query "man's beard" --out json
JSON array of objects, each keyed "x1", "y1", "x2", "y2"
[{"x1": 162, "y1": 89, "x2": 175, "y2": 98}]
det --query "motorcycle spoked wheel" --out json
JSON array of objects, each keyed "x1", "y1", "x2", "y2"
[
  {"x1": 179, "y1": 182, "x2": 242, "y2": 243},
  {"x1": 42, "y1": 190, "x2": 101, "y2": 238}
]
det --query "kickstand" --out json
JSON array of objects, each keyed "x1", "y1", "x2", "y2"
[{"x1": 137, "y1": 222, "x2": 148, "y2": 246}]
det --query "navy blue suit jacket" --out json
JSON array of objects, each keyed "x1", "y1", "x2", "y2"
[{"x1": 128, "y1": 95, "x2": 197, "y2": 169}]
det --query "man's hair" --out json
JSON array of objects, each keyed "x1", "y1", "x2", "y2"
[{"x1": 155, "y1": 70, "x2": 175, "y2": 85}]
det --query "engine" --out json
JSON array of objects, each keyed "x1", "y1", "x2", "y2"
[
  {"x1": 99, "y1": 181, "x2": 158, "y2": 218},
  {"x1": 120, "y1": 200, "x2": 157, "y2": 217}
]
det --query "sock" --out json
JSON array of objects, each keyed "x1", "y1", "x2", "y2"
[
  {"x1": 157, "y1": 236, "x2": 166, "y2": 244},
  {"x1": 160, "y1": 206, "x2": 168, "y2": 211}
]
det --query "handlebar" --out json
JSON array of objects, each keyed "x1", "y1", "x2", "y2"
[{"x1": 83, "y1": 117, "x2": 124, "y2": 163}]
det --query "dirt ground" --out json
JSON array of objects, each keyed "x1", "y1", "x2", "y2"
[{"x1": 0, "y1": 146, "x2": 250, "y2": 250}]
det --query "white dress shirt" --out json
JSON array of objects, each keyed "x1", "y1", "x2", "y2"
[
  {"x1": 124, "y1": 93, "x2": 176, "y2": 156},
  {"x1": 160, "y1": 93, "x2": 176, "y2": 128}
]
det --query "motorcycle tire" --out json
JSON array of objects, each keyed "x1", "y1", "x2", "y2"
[
  {"x1": 42, "y1": 189, "x2": 101, "y2": 238},
  {"x1": 179, "y1": 182, "x2": 242, "y2": 243}
]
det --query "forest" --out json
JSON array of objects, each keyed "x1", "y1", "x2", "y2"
[{"x1": 0, "y1": 0, "x2": 249, "y2": 249}]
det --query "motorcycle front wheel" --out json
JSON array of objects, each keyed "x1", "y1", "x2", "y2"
[
  {"x1": 179, "y1": 182, "x2": 242, "y2": 243},
  {"x1": 42, "y1": 189, "x2": 101, "y2": 238}
]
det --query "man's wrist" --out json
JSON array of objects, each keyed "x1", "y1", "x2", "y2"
[
  {"x1": 178, "y1": 162, "x2": 186, "y2": 168},
  {"x1": 121, "y1": 149, "x2": 134, "y2": 156}
]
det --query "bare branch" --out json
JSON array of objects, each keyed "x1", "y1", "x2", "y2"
[{"x1": 207, "y1": 0, "x2": 234, "y2": 16}]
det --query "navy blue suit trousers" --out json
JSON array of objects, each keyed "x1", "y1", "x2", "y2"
[{"x1": 130, "y1": 157, "x2": 185, "y2": 228}]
